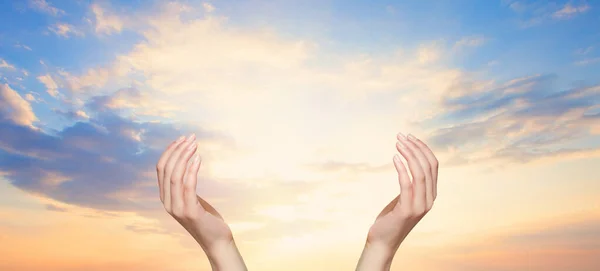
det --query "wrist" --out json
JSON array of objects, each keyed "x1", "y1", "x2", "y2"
[
  {"x1": 206, "y1": 240, "x2": 247, "y2": 271},
  {"x1": 356, "y1": 242, "x2": 396, "y2": 271}
]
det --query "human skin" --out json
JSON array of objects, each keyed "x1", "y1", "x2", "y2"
[
  {"x1": 356, "y1": 133, "x2": 439, "y2": 271},
  {"x1": 156, "y1": 134, "x2": 247, "y2": 271}
]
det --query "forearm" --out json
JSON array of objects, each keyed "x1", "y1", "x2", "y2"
[
  {"x1": 205, "y1": 240, "x2": 247, "y2": 271},
  {"x1": 356, "y1": 242, "x2": 396, "y2": 271}
]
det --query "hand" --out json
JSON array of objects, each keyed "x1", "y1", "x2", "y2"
[
  {"x1": 356, "y1": 133, "x2": 439, "y2": 271},
  {"x1": 156, "y1": 134, "x2": 247, "y2": 271}
]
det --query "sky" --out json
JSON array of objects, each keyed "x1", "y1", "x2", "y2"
[{"x1": 0, "y1": 0, "x2": 599, "y2": 270}]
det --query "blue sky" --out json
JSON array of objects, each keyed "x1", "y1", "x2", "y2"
[{"x1": 0, "y1": 1, "x2": 599, "y2": 270}]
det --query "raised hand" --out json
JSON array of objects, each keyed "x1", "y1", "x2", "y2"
[
  {"x1": 356, "y1": 133, "x2": 439, "y2": 271},
  {"x1": 156, "y1": 134, "x2": 247, "y2": 271}
]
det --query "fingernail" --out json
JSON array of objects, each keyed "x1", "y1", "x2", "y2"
[
  {"x1": 397, "y1": 141, "x2": 407, "y2": 149},
  {"x1": 397, "y1": 132, "x2": 407, "y2": 140},
  {"x1": 407, "y1": 134, "x2": 416, "y2": 141},
  {"x1": 393, "y1": 154, "x2": 401, "y2": 161},
  {"x1": 193, "y1": 155, "x2": 200, "y2": 164},
  {"x1": 186, "y1": 133, "x2": 195, "y2": 141},
  {"x1": 176, "y1": 135, "x2": 185, "y2": 143}
]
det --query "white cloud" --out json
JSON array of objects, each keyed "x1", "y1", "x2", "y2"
[
  {"x1": 28, "y1": 0, "x2": 65, "y2": 16},
  {"x1": 506, "y1": 1, "x2": 591, "y2": 27},
  {"x1": 417, "y1": 41, "x2": 444, "y2": 64},
  {"x1": 508, "y1": 1, "x2": 527, "y2": 13},
  {"x1": 553, "y1": 3, "x2": 590, "y2": 19},
  {"x1": 48, "y1": 23, "x2": 84, "y2": 38},
  {"x1": 0, "y1": 58, "x2": 16, "y2": 70},
  {"x1": 202, "y1": 2, "x2": 215, "y2": 13},
  {"x1": 91, "y1": 3, "x2": 124, "y2": 35},
  {"x1": 14, "y1": 43, "x2": 33, "y2": 51},
  {"x1": 574, "y1": 57, "x2": 600, "y2": 66},
  {"x1": 454, "y1": 36, "x2": 487, "y2": 50},
  {"x1": 44, "y1": 3, "x2": 466, "y2": 186},
  {"x1": 75, "y1": 110, "x2": 90, "y2": 119},
  {"x1": 37, "y1": 74, "x2": 59, "y2": 97},
  {"x1": 0, "y1": 84, "x2": 38, "y2": 127},
  {"x1": 25, "y1": 93, "x2": 36, "y2": 102},
  {"x1": 58, "y1": 69, "x2": 110, "y2": 92}
]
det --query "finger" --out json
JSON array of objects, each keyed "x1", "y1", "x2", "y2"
[
  {"x1": 396, "y1": 133, "x2": 426, "y2": 214},
  {"x1": 184, "y1": 154, "x2": 203, "y2": 216},
  {"x1": 393, "y1": 154, "x2": 413, "y2": 215},
  {"x1": 171, "y1": 136, "x2": 197, "y2": 217},
  {"x1": 410, "y1": 136, "x2": 439, "y2": 199},
  {"x1": 405, "y1": 134, "x2": 434, "y2": 211},
  {"x1": 156, "y1": 136, "x2": 186, "y2": 203},
  {"x1": 163, "y1": 134, "x2": 195, "y2": 212}
]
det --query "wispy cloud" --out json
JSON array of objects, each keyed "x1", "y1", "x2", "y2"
[
  {"x1": 14, "y1": 43, "x2": 32, "y2": 51},
  {"x1": 426, "y1": 74, "x2": 600, "y2": 166},
  {"x1": 90, "y1": 3, "x2": 124, "y2": 35},
  {"x1": 574, "y1": 57, "x2": 600, "y2": 66},
  {"x1": 48, "y1": 23, "x2": 84, "y2": 38},
  {"x1": 0, "y1": 59, "x2": 16, "y2": 70},
  {"x1": 202, "y1": 2, "x2": 215, "y2": 13},
  {"x1": 552, "y1": 2, "x2": 590, "y2": 19},
  {"x1": 306, "y1": 161, "x2": 388, "y2": 174},
  {"x1": 453, "y1": 36, "x2": 487, "y2": 50},
  {"x1": 36, "y1": 74, "x2": 59, "y2": 97},
  {"x1": 504, "y1": 1, "x2": 591, "y2": 27},
  {"x1": 575, "y1": 46, "x2": 594, "y2": 55},
  {"x1": 28, "y1": 0, "x2": 65, "y2": 17},
  {"x1": 45, "y1": 203, "x2": 68, "y2": 212}
]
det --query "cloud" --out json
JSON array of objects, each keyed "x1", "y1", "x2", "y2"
[
  {"x1": 4, "y1": 2, "x2": 479, "y2": 194},
  {"x1": 45, "y1": 204, "x2": 68, "y2": 212},
  {"x1": 0, "y1": 89, "x2": 236, "y2": 212},
  {"x1": 48, "y1": 23, "x2": 84, "y2": 38},
  {"x1": 24, "y1": 93, "x2": 36, "y2": 102},
  {"x1": 0, "y1": 58, "x2": 16, "y2": 70},
  {"x1": 575, "y1": 46, "x2": 594, "y2": 55},
  {"x1": 14, "y1": 43, "x2": 32, "y2": 51},
  {"x1": 58, "y1": 68, "x2": 112, "y2": 92},
  {"x1": 53, "y1": 108, "x2": 90, "y2": 121},
  {"x1": 507, "y1": 1, "x2": 527, "y2": 13},
  {"x1": 37, "y1": 74, "x2": 59, "y2": 97},
  {"x1": 202, "y1": 2, "x2": 215, "y2": 13},
  {"x1": 124, "y1": 220, "x2": 173, "y2": 236},
  {"x1": 90, "y1": 3, "x2": 124, "y2": 35},
  {"x1": 552, "y1": 3, "x2": 590, "y2": 19},
  {"x1": 85, "y1": 87, "x2": 180, "y2": 118},
  {"x1": 574, "y1": 57, "x2": 600, "y2": 66},
  {"x1": 306, "y1": 161, "x2": 388, "y2": 174},
  {"x1": 453, "y1": 36, "x2": 487, "y2": 50},
  {"x1": 0, "y1": 84, "x2": 38, "y2": 127},
  {"x1": 28, "y1": 0, "x2": 65, "y2": 16},
  {"x1": 426, "y1": 74, "x2": 600, "y2": 165},
  {"x1": 504, "y1": 1, "x2": 591, "y2": 27}
]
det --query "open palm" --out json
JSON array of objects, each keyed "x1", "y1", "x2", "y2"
[
  {"x1": 156, "y1": 134, "x2": 233, "y2": 253},
  {"x1": 367, "y1": 133, "x2": 439, "y2": 251}
]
